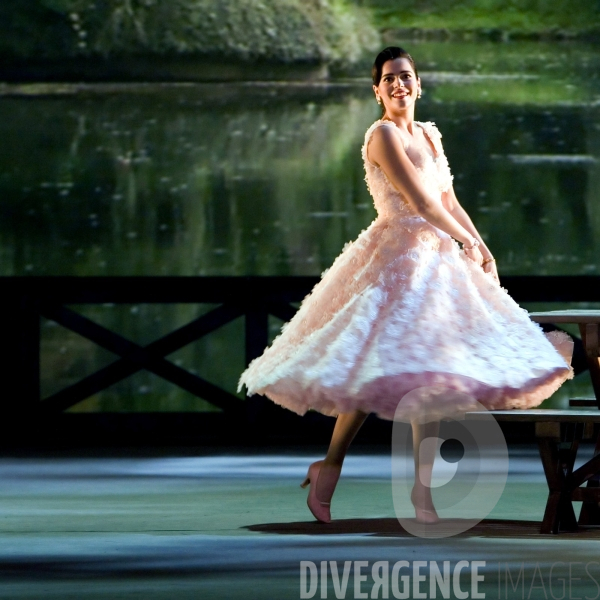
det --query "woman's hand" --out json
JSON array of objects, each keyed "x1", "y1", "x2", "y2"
[
  {"x1": 463, "y1": 244, "x2": 483, "y2": 266},
  {"x1": 483, "y1": 259, "x2": 499, "y2": 282}
]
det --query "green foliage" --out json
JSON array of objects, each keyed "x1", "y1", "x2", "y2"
[
  {"x1": 1, "y1": 0, "x2": 379, "y2": 64},
  {"x1": 359, "y1": 0, "x2": 600, "y2": 33},
  {"x1": 0, "y1": 0, "x2": 75, "y2": 58},
  {"x1": 4, "y1": 0, "x2": 599, "y2": 66}
]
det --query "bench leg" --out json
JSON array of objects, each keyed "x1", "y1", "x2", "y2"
[
  {"x1": 578, "y1": 435, "x2": 600, "y2": 526},
  {"x1": 538, "y1": 436, "x2": 579, "y2": 534}
]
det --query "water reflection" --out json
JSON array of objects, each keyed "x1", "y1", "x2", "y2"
[
  {"x1": 0, "y1": 94, "x2": 600, "y2": 275},
  {"x1": 3, "y1": 41, "x2": 600, "y2": 411},
  {"x1": 2, "y1": 82, "x2": 599, "y2": 277},
  {"x1": 1, "y1": 85, "x2": 379, "y2": 277}
]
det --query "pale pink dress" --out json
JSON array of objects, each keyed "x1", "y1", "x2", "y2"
[{"x1": 238, "y1": 120, "x2": 573, "y2": 422}]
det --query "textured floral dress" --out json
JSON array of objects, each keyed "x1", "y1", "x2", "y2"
[{"x1": 238, "y1": 120, "x2": 573, "y2": 422}]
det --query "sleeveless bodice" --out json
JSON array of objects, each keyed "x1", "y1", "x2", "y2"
[{"x1": 361, "y1": 120, "x2": 454, "y2": 221}]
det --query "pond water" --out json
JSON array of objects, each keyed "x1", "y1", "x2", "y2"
[{"x1": 2, "y1": 40, "x2": 599, "y2": 411}]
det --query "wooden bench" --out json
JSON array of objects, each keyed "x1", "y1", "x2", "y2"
[
  {"x1": 467, "y1": 410, "x2": 600, "y2": 534},
  {"x1": 467, "y1": 310, "x2": 600, "y2": 534}
]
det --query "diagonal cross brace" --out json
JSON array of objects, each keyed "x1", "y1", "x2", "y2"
[{"x1": 39, "y1": 303, "x2": 245, "y2": 413}]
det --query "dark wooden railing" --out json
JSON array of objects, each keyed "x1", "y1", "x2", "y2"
[
  {"x1": 1, "y1": 275, "x2": 599, "y2": 439},
  {"x1": 0, "y1": 276, "x2": 313, "y2": 419}
]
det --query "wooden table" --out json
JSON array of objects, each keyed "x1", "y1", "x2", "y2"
[
  {"x1": 529, "y1": 310, "x2": 600, "y2": 407},
  {"x1": 467, "y1": 410, "x2": 600, "y2": 533}
]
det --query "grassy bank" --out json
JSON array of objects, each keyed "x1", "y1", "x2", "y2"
[
  {"x1": 0, "y1": 0, "x2": 379, "y2": 67},
  {"x1": 1, "y1": 1, "x2": 599, "y2": 83},
  {"x1": 359, "y1": 0, "x2": 600, "y2": 39}
]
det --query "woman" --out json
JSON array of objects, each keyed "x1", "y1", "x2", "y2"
[{"x1": 239, "y1": 47, "x2": 572, "y2": 524}]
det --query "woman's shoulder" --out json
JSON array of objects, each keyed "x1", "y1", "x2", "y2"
[
  {"x1": 364, "y1": 118, "x2": 398, "y2": 137},
  {"x1": 363, "y1": 119, "x2": 404, "y2": 147},
  {"x1": 362, "y1": 119, "x2": 405, "y2": 164}
]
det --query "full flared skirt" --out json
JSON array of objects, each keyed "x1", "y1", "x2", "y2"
[{"x1": 238, "y1": 216, "x2": 573, "y2": 422}]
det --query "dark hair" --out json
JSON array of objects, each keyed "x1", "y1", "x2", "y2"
[{"x1": 371, "y1": 46, "x2": 418, "y2": 85}]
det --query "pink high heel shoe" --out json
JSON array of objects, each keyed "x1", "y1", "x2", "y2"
[{"x1": 300, "y1": 460, "x2": 339, "y2": 523}]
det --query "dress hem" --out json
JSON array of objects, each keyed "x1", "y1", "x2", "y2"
[{"x1": 246, "y1": 364, "x2": 573, "y2": 423}]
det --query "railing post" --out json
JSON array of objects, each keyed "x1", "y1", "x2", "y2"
[
  {"x1": 245, "y1": 306, "x2": 269, "y2": 425},
  {"x1": 0, "y1": 290, "x2": 40, "y2": 426}
]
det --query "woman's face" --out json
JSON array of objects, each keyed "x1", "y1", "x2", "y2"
[{"x1": 373, "y1": 57, "x2": 421, "y2": 115}]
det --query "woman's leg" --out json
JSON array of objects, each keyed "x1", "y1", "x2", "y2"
[
  {"x1": 411, "y1": 419, "x2": 440, "y2": 523},
  {"x1": 316, "y1": 410, "x2": 368, "y2": 502}
]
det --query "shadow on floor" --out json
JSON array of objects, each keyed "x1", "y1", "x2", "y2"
[{"x1": 245, "y1": 518, "x2": 600, "y2": 539}]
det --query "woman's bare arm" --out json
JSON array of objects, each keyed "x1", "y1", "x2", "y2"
[
  {"x1": 443, "y1": 186, "x2": 498, "y2": 279},
  {"x1": 442, "y1": 187, "x2": 493, "y2": 259},
  {"x1": 368, "y1": 125, "x2": 479, "y2": 251}
]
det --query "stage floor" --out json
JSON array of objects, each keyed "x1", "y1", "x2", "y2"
[{"x1": 0, "y1": 448, "x2": 598, "y2": 600}]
